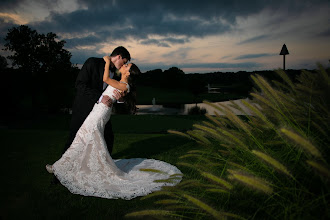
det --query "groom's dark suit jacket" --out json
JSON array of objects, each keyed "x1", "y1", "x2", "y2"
[{"x1": 63, "y1": 57, "x2": 119, "y2": 154}]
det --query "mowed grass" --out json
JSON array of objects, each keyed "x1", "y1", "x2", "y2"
[{"x1": 0, "y1": 114, "x2": 202, "y2": 219}]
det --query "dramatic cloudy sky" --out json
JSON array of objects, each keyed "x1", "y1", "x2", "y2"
[{"x1": 0, "y1": 0, "x2": 329, "y2": 73}]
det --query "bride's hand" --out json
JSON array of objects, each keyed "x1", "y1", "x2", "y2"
[
  {"x1": 103, "y1": 56, "x2": 111, "y2": 63},
  {"x1": 113, "y1": 90, "x2": 123, "y2": 100}
]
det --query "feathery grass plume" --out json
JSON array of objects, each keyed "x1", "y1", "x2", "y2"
[
  {"x1": 220, "y1": 143, "x2": 234, "y2": 150},
  {"x1": 140, "y1": 190, "x2": 180, "y2": 200},
  {"x1": 222, "y1": 212, "x2": 247, "y2": 220},
  {"x1": 227, "y1": 161, "x2": 249, "y2": 171},
  {"x1": 229, "y1": 100, "x2": 250, "y2": 116},
  {"x1": 177, "y1": 180, "x2": 210, "y2": 189},
  {"x1": 250, "y1": 92, "x2": 277, "y2": 111},
  {"x1": 179, "y1": 154, "x2": 208, "y2": 162},
  {"x1": 228, "y1": 169, "x2": 273, "y2": 194},
  {"x1": 217, "y1": 102, "x2": 252, "y2": 135},
  {"x1": 275, "y1": 68, "x2": 295, "y2": 89},
  {"x1": 257, "y1": 76, "x2": 298, "y2": 122},
  {"x1": 202, "y1": 120, "x2": 217, "y2": 129},
  {"x1": 193, "y1": 124, "x2": 223, "y2": 141},
  {"x1": 165, "y1": 205, "x2": 198, "y2": 211},
  {"x1": 161, "y1": 186, "x2": 182, "y2": 192},
  {"x1": 187, "y1": 130, "x2": 212, "y2": 146},
  {"x1": 251, "y1": 76, "x2": 290, "y2": 122},
  {"x1": 252, "y1": 150, "x2": 292, "y2": 177},
  {"x1": 179, "y1": 154, "x2": 215, "y2": 167},
  {"x1": 168, "y1": 130, "x2": 192, "y2": 139},
  {"x1": 179, "y1": 154, "x2": 202, "y2": 159},
  {"x1": 280, "y1": 128, "x2": 322, "y2": 158},
  {"x1": 216, "y1": 127, "x2": 249, "y2": 150},
  {"x1": 203, "y1": 100, "x2": 226, "y2": 114},
  {"x1": 154, "y1": 177, "x2": 180, "y2": 183},
  {"x1": 275, "y1": 92, "x2": 307, "y2": 119},
  {"x1": 180, "y1": 182, "x2": 225, "y2": 190},
  {"x1": 182, "y1": 193, "x2": 227, "y2": 220},
  {"x1": 272, "y1": 80, "x2": 293, "y2": 94},
  {"x1": 170, "y1": 173, "x2": 184, "y2": 177},
  {"x1": 177, "y1": 162, "x2": 199, "y2": 170},
  {"x1": 139, "y1": 168, "x2": 168, "y2": 175},
  {"x1": 311, "y1": 121, "x2": 328, "y2": 138},
  {"x1": 200, "y1": 171, "x2": 233, "y2": 190},
  {"x1": 296, "y1": 83, "x2": 321, "y2": 95},
  {"x1": 205, "y1": 113, "x2": 225, "y2": 128},
  {"x1": 187, "y1": 150, "x2": 208, "y2": 155},
  {"x1": 241, "y1": 99, "x2": 274, "y2": 129},
  {"x1": 177, "y1": 179, "x2": 199, "y2": 187},
  {"x1": 206, "y1": 188, "x2": 230, "y2": 194},
  {"x1": 125, "y1": 210, "x2": 181, "y2": 218},
  {"x1": 155, "y1": 199, "x2": 184, "y2": 205},
  {"x1": 255, "y1": 75, "x2": 282, "y2": 104},
  {"x1": 215, "y1": 111, "x2": 233, "y2": 127},
  {"x1": 306, "y1": 160, "x2": 330, "y2": 179},
  {"x1": 218, "y1": 150, "x2": 231, "y2": 156},
  {"x1": 250, "y1": 75, "x2": 275, "y2": 103}
]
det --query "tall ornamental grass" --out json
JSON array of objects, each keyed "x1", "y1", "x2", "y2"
[{"x1": 126, "y1": 64, "x2": 329, "y2": 219}]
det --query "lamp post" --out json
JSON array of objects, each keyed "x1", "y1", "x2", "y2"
[{"x1": 279, "y1": 44, "x2": 289, "y2": 70}]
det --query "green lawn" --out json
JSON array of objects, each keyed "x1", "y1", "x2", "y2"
[{"x1": 0, "y1": 115, "x2": 201, "y2": 219}]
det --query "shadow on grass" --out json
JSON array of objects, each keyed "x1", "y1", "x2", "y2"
[{"x1": 113, "y1": 134, "x2": 190, "y2": 159}]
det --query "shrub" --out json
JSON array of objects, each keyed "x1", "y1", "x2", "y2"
[{"x1": 187, "y1": 105, "x2": 207, "y2": 115}]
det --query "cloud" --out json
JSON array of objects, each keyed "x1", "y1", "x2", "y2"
[
  {"x1": 141, "y1": 37, "x2": 190, "y2": 47},
  {"x1": 30, "y1": 0, "x2": 286, "y2": 45},
  {"x1": 3, "y1": 1, "x2": 329, "y2": 47},
  {"x1": 0, "y1": 0, "x2": 24, "y2": 9},
  {"x1": 235, "y1": 53, "x2": 275, "y2": 60},
  {"x1": 237, "y1": 34, "x2": 269, "y2": 45},
  {"x1": 161, "y1": 47, "x2": 193, "y2": 60},
  {"x1": 0, "y1": 0, "x2": 329, "y2": 71},
  {"x1": 318, "y1": 28, "x2": 330, "y2": 37},
  {"x1": 65, "y1": 35, "x2": 102, "y2": 48},
  {"x1": 140, "y1": 39, "x2": 170, "y2": 48}
]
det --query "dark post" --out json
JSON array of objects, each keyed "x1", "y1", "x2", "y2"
[{"x1": 279, "y1": 44, "x2": 289, "y2": 70}]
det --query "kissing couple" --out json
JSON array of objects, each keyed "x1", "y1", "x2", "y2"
[{"x1": 46, "y1": 46, "x2": 182, "y2": 200}]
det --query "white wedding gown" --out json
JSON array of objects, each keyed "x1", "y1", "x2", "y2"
[{"x1": 52, "y1": 84, "x2": 182, "y2": 200}]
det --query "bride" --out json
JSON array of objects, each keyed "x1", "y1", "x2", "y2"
[{"x1": 46, "y1": 56, "x2": 182, "y2": 200}]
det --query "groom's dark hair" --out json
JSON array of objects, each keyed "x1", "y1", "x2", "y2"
[{"x1": 110, "y1": 46, "x2": 131, "y2": 61}]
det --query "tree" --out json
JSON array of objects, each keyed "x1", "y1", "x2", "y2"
[
  {"x1": 0, "y1": 55, "x2": 8, "y2": 70},
  {"x1": 187, "y1": 74, "x2": 207, "y2": 105},
  {"x1": 162, "y1": 67, "x2": 185, "y2": 88},
  {"x1": 3, "y1": 25, "x2": 76, "y2": 113},
  {"x1": 4, "y1": 25, "x2": 72, "y2": 75}
]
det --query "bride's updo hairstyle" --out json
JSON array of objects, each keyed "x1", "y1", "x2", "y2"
[{"x1": 124, "y1": 63, "x2": 141, "y2": 114}]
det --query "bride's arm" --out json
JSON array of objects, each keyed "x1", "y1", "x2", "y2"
[{"x1": 103, "y1": 56, "x2": 128, "y2": 92}]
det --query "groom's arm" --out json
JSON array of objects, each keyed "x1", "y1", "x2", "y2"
[{"x1": 75, "y1": 58, "x2": 101, "y2": 103}]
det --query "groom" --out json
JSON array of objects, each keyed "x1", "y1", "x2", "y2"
[{"x1": 63, "y1": 46, "x2": 131, "y2": 156}]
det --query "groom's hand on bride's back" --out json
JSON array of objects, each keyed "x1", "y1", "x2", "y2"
[
  {"x1": 101, "y1": 90, "x2": 123, "y2": 107},
  {"x1": 101, "y1": 95, "x2": 113, "y2": 107}
]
